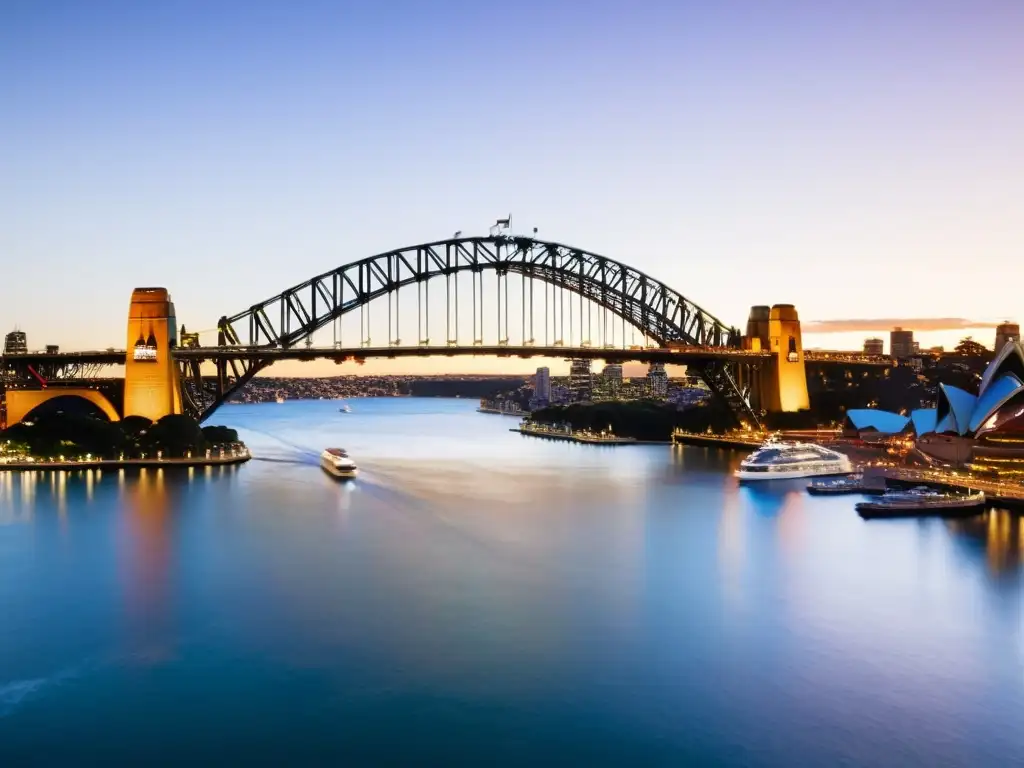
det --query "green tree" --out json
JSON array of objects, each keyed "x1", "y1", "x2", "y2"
[
  {"x1": 954, "y1": 337, "x2": 988, "y2": 357},
  {"x1": 142, "y1": 414, "x2": 205, "y2": 456},
  {"x1": 201, "y1": 425, "x2": 239, "y2": 445}
]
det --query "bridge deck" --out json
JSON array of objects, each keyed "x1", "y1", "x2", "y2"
[{"x1": 2, "y1": 346, "x2": 891, "y2": 366}]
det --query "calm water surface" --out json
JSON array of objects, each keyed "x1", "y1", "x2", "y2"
[{"x1": 1, "y1": 398, "x2": 1022, "y2": 765}]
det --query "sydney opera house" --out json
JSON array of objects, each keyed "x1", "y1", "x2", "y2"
[{"x1": 843, "y1": 341, "x2": 1024, "y2": 474}]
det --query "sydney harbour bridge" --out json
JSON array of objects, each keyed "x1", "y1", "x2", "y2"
[{"x1": 0, "y1": 234, "x2": 888, "y2": 428}]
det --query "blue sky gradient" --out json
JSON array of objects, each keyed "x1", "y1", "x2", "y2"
[{"x1": 2, "y1": 1, "x2": 1022, "y2": 371}]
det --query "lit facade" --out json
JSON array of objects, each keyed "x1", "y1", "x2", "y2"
[
  {"x1": 534, "y1": 366, "x2": 551, "y2": 402},
  {"x1": 4, "y1": 330, "x2": 27, "y2": 355},
  {"x1": 740, "y1": 304, "x2": 810, "y2": 413},
  {"x1": 890, "y1": 327, "x2": 915, "y2": 358},
  {"x1": 568, "y1": 359, "x2": 592, "y2": 401},
  {"x1": 646, "y1": 362, "x2": 668, "y2": 397},
  {"x1": 863, "y1": 338, "x2": 884, "y2": 355},
  {"x1": 849, "y1": 341, "x2": 1024, "y2": 470},
  {"x1": 123, "y1": 287, "x2": 183, "y2": 421},
  {"x1": 995, "y1": 322, "x2": 1020, "y2": 354}
]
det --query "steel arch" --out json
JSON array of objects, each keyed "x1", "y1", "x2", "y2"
[{"x1": 187, "y1": 236, "x2": 757, "y2": 424}]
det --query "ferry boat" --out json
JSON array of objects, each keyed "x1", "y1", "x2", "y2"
[
  {"x1": 735, "y1": 437, "x2": 853, "y2": 481},
  {"x1": 320, "y1": 447, "x2": 358, "y2": 479},
  {"x1": 856, "y1": 487, "x2": 985, "y2": 519}
]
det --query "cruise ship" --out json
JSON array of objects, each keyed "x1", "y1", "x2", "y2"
[
  {"x1": 320, "y1": 447, "x2": 358, "y2": 479},
  {"x1": 735, "y1": 438, "x2": 853, "y2": 481}
]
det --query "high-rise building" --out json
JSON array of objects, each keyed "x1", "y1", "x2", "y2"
[
  {"x1": 601, "y1": 363, "x2": 623, "y2": 394},
  {"x1": 646, "y1": 362, "x2": 668, "y2": 397},
  {"x1": 4, "y1": 330, "x2": 27, "y2": 355},
  {"x1": 890, "y1": 327, "x2": 915, "y2": 358},
  {"x1": 995, "y1": 322, "x2": 1020, "y2": 354},
  {"x1": 533, "y1": 366, "x2": 551, "y2": 403},
  {"x1": 863, "y1": 338, "x2": 884, "y2": 355},
  {"x1": 568, "y1": 358, "x2": 592, "y2": 401}
]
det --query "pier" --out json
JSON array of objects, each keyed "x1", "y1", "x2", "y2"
[
  {"x1": 0, "y1": 447, "x2": 252, "y2": 472},
  {"x1": 874, "y1": 467, "x2": 1024, "y2": 510},
  {"x1": 512, "y1": 423, "x2": 637, "y2": 445}
]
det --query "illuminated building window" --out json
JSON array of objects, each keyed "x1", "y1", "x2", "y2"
[{"x1": 133, "y1": 332, "x2": 158, "y2": 362}]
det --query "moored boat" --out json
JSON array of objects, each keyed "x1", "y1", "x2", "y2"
[
  {"x1": 807, "y1": 474, "x2": 885, "y2": 496},
  {"x1": 320, "y1": 447, "x2": 358, "y2": 479},
  {"x1": 856, "y1": 486, "x2": 985, "y2": 519},
  {"x1": 735, "y1": 436, "x2": 853, "y2": 481}
]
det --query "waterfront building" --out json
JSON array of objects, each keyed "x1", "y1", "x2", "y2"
[
  {"x1": 4, "y1": 330, "x2": 27, "y2": 355},
  {"x1": 847, "y1": 341, "x2": 1024, "y2": 471},
  {"x1": 646, "y1": 362, "x2": 668, "y2": 397},
  {"x1": 890, "y1": 328, "x2": 914, "y2": 358},
  {"x1": 995, "y1": 322, "x2": 1020, "y2": 354},
  {"x1": 534, "y1": 366, "x2": 551, "y2": 403},
  {"x1": 863, "y1": 338, "x2": 884, "y2": 355},
  {"x1": 568, "y1": 359, "x2": 592, "y2": 401}
]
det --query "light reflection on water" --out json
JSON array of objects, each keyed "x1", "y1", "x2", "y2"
[{"x1": 0, "y1": 398, "x2": 1021, "y2": 765}]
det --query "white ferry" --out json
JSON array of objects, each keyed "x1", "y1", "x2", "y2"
[
  {"x1": 320, "y1": 447, "x2": 358, "y2": 479},
  {"x1": 735, "y1": 437, "x2": 853, "y2": 481}
]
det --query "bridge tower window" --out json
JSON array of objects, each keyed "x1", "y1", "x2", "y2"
[{"x1": 133, "y1": 332, "x2": 158, "y2": 362}]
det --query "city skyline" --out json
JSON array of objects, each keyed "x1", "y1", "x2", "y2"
[{"x1": 2, "y1": 1, "x2": 1022, "y2": 374}]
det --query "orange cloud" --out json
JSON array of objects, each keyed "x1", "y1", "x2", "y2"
[{"x1": 802, "y1": 318, "x2": 1002, "y2": 334}]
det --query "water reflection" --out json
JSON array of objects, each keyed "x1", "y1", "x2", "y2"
[
  {"x1": 117, "y1": 469, "x2": 177, "y2": 661},
  {"x1": 947, "y1": 508, "x2": 1024, "y2": 579},
  {"x1": 1, "y1": 401, "x2": 1024, "y2": 767}
]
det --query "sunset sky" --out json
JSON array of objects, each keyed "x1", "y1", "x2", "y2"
[{"x1": 2, "y1": 1, "x2": 1021, "y2": 377}]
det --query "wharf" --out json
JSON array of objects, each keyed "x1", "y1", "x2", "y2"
[
  {"x1": 0, "y1": 450, "x2": 251, "y2": 472},
  {"x1": 477, "y1": 407, "x2": 525, "y2": 417},
  {"x1": 671, "y1": 431, "x2": 761, "y2": 451},
  {"x1": 511, "y1": 426, "x2": 637, "y2": 445},
  {"x1": 876, "y1": 467, "x2": 1024, "y2": 511}
]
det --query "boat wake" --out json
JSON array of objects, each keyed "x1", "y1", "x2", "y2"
[
  {"x1": 0, "y1": 664, "x2": 85, "y2": 718},
  {"x1": 250, "y1": 457, "x2": 314, "y2": 467}
]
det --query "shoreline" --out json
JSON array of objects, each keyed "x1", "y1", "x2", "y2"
[
  {"x1": 0, "y1": 451, "x2": 251, "y2": 472},
  {"x1": 671, "y1": 432, "x2": 761, "y2": 450},
  {"x1": 510, "y1": 427, "x2": 639, "y2": 446}
]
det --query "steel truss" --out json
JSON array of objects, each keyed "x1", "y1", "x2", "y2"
[{"x1": 184, "y1": 236, "x2": 758, "y2": 426}]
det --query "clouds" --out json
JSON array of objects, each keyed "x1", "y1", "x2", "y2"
[{"x1": 803, "y1": 318, "x2": 1000, "y2": 334}]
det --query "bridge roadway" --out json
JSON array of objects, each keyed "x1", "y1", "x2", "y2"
[{"x1": 2, "y1": 346, "x2": 891, "y2": 367}]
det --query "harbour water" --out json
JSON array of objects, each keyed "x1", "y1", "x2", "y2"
[{"x1": 1, "y1": 398, "x2": 1022, "y2": 765}]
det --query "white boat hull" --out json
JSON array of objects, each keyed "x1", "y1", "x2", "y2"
[
  {"x1": 320, "y1": 457, "x2": 358, "y2": 479},
  {"x1": 735, "y1": 461, "x2": 853, "y2": 481}
]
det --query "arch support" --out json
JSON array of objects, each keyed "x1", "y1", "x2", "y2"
[
  {"x1": 195, "y1": 235, "x2": 758, "y2": 426},
  {"x1": 6, "y1": 389, "x2": 121, "y2": 425}
]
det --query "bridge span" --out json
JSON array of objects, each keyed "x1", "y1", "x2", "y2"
[{"x1": 1, "y1": 233, "x2": 894, "y2": 427}]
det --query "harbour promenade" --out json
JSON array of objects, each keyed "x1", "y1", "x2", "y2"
[
  {"x1": 875, "y1": 466, "x2": 1024, "y2": 509},
  {"x1": 0, "y1": 446, "x2": 251, "y2": 472}
]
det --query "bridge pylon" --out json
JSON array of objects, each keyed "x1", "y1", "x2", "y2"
[
  {"x1": 123, "y1": 288, "x2": 183, "y2": 421},
  {"x1": 741, "y1": 304, "x2": 810, "y2": 415}
]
